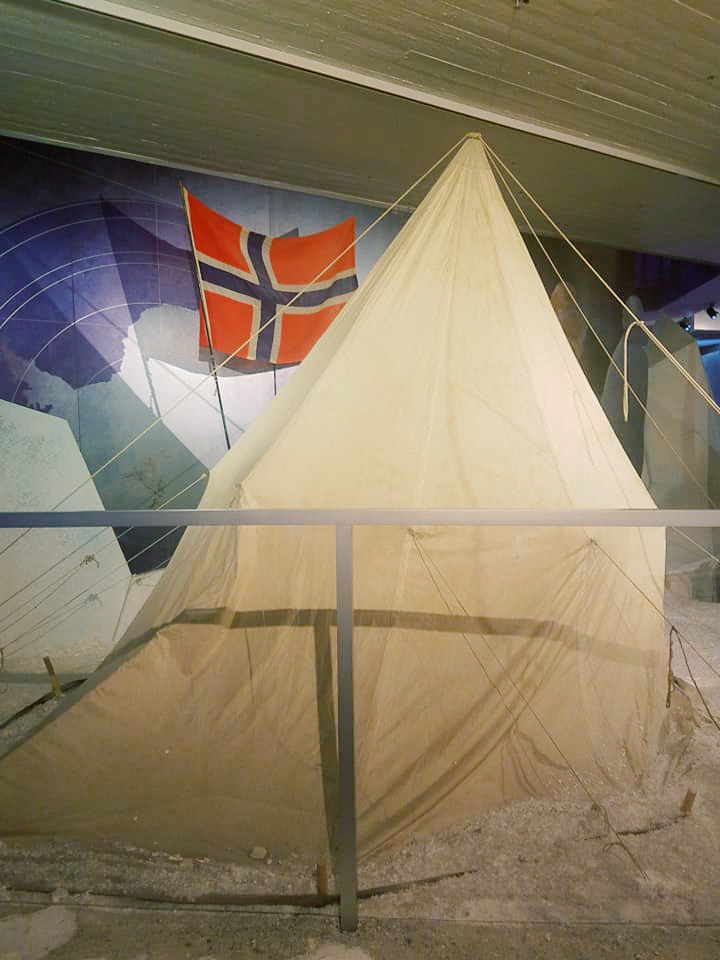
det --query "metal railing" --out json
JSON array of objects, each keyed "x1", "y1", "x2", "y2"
[{"x1": 1, "y1": 506, "x2": 719, "y2": 931}]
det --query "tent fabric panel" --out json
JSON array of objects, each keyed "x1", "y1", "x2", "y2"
[
  {"x1": 0, "y1": 625, "x2": 330, "y2": 859},
  {"x1": 0, "y1": 525, "x2": 665, "y2": 859},
  {"x1": 0, "y1": 139, "x2": 668, "y2": 860}
]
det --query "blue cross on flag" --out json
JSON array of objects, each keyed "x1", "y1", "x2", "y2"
[{"x1": 183, "y1": 188, "x2": 358, "y2": 371}]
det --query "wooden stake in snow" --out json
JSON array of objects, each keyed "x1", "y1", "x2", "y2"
[
  {"x1": 43, "y1": 656, "x2": 63, "y2": 702},
  {"x1": 315, "y1": 862, "x2": 329, "y2": 897}
]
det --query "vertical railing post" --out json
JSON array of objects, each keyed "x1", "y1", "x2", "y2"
[{"x1": 335, "y1": 523, "x2": 358, "y2": 932}]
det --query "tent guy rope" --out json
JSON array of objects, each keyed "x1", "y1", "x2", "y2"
[
  {"x1": 0, "y1": 473, "x2": 206, "y2": 657},
  {"x1": 0, "y1": 472, "x2": 207, "y2": 623},
  {"x1": 3, "y1": 532, "x2": 179, "y2": 661},
  {"x1": 411, "y1": 532, "x2": 649, "y2": 881},
  {"x1": 487, "y1": 151, "x2": 720, "y2": 573},
  {"x1": 486, "y1": 151, "x2": 718, "y2": 509},
  {"x1": 590, "y1": 539, "x2": 720, "y2": 731},
  {"x1": 483, "y1": 141, "x2": 720, "y2": 424},
  {"x1": 0, "y1": 134, "x2": 469, "y2": 566}
]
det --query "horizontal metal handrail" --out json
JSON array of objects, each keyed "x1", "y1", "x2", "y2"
[{"x1": 0, "y1": 508, "x2": 719, "y2": 528}]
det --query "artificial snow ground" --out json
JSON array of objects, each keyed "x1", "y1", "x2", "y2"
[{"x1": 0, "y1": 588, "x2": 718, "y2": 958}]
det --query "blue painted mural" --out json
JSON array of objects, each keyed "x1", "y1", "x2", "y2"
[
  {"x1": 0, "y1": 136, "x2": 408, "y2": 571},
  {"x1": 1, "y1": 134, "x2": 719, "y2": 579}
]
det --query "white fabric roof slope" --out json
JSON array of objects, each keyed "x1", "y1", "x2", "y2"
[{"x1": 0, "y1": 139, "x2": 666, "y2": 861}]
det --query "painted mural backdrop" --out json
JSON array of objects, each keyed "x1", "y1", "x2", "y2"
[
  {"x1": 0, "y1": 136, "x2": 407, "y2": 570},
  {"x1": 2, "y1": 135, "x2": 720, "y2": 577}
]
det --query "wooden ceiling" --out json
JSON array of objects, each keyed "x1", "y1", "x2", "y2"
[{"x1": 2, "y1": 0, "x2": 720, "y2": 262}]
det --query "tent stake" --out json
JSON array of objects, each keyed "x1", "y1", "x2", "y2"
[
  {"x1": 315, "y1": 861, "x2": 329, "y2": 897},
  {"x1": 335, "y1": 524, "x2": 358, "y2": 932},
  {"x1": 42, "y1": 656, "x2": 63, "y2": 702}
]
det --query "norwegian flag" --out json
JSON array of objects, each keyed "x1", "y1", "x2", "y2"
[{"x1": 183, "y1": 188, "x2": 358, "y2": 370}]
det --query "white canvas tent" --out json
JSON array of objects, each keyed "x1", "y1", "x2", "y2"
[{"x1": 0, "y1": 138, "x2": 666, "y2": 862}]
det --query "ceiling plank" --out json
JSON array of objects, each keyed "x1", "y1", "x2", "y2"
[
  {"x1": 43, "y1": 0, "x2": 720, "y2": 184},
  {"x1": 2, "y1": 0, "x2": 720, "y2": 264}
]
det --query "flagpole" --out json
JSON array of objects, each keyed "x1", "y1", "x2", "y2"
[{"x1": 180, "y1": 182, "x2": 232, "y2": 451}]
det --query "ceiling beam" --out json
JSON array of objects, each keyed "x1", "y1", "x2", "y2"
[{"x1": 54, "y1": 0, "x2": 720, "y2": 188}]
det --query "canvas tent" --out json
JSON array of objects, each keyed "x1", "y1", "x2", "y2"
[{"x1": 0, "y1": 138, "x2": 666, "y2": 863}]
